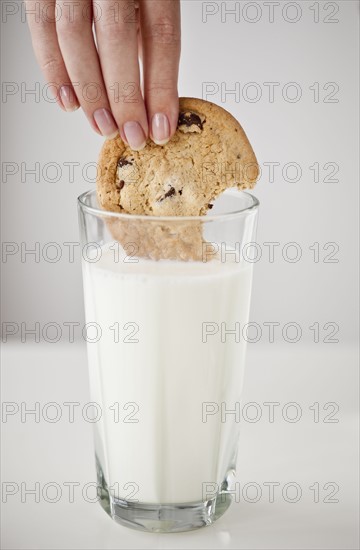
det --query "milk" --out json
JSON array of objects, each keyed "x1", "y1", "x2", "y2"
[{"x1": 83, "y1": 244, "x2": 253, "y2": 504}]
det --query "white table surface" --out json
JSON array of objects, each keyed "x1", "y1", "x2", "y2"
[{"x1": 1, "y1": 342, "x2": 358, "y2": 550}]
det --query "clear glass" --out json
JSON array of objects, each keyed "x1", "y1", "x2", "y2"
[{"x1": 78, "y1": 189, "x2": 259, "y2": 532}]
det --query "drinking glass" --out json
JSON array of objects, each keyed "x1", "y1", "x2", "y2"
[{"x1": 78, "y1": 189, "x2": 259, "y2": 532}]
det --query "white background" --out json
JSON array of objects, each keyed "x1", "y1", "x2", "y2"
[{"x1": 1, "y1": 1, "x2": 359, "y2": 548}]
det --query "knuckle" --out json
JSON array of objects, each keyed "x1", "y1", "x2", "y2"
[
  {"x1": 145, "y1": 17, "x2": 180, "y2": 45},
  {"x1": 41, "y1": 57, "x2": 64, "y2": 75},
  {"x1": 146, "y1": 80, "x2": 177, "y2": 96}
]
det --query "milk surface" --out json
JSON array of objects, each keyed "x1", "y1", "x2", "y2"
[{"x1": 83, "y1": 244, "x2": 253, "y2": 504}]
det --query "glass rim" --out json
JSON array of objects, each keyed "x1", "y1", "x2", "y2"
[{"x1": 77, "y1": 189, "x2": 259, "y2": 222}]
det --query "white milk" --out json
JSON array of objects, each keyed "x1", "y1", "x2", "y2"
[{"x1": 83, "y1": 244, "x2": 253, "y2": 504}]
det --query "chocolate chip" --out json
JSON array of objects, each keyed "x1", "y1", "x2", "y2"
[
  {"x1": 164, "y1": 186, "x2": 176, "y2": 199},
  {"x1": 179, "y1": 189, "x2": 183, "y2": 195},
  {"x1": 178, "y1": 111, "x2": 204, "y2": 130},
  {"x1": 116, "y1": 180, "x2": 125, "y2": 190},
  {"x1": 208, "y1": 203, "x2": 213, "y2": 209},
  {"x1": 117, "y1": 157, "x2": 133, "y2": 168},
  {"x1": 158, "y1": 186, "x2": 176, "y2": 202}
]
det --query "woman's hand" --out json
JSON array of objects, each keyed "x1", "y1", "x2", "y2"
[{"x1": 25, "y1": 0, "x2": 181, "y2": 150}]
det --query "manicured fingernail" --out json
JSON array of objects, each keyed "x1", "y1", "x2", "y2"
[
  {"x1": 151, "y1": 113, "x2": 170, "y2": 145},
  {"x1": 123, "y1": 121, "x2": 146, "y2": 151},
  {"x1": 93, "y1": 109, "x2": 118, "y2": 139},
  {"x1": 59, "y1": 85, "x2": 79, "y2": 112}
]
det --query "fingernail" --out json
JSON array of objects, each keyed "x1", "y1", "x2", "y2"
[
  {"x1": 123, "y1": 121, "x2": 146, "y2": 151},
  {"x1": 151, "y1": 113, "x2": 170, "y2": 145},
  {"x1": 59, "y1": 85, "x2": 79, "y2": 112},
  {"x1": 93, "y1": 109, "x2": 118, "y2": 139}
]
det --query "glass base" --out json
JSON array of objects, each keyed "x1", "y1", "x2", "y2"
[{"x1": 96, "y1": 461, "x2": 232, "y2": 533}]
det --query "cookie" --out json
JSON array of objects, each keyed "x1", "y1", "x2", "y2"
[
  {"x1": 106, "y1": 215, "x2": 205, "y2": 262},
  {"x1": 97, "y1": 97, "x2": 259, "y2": 260}
]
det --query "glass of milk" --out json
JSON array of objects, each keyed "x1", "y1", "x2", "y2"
[{"x1": 78, "y1": 189, "x2": 259, "y2": 532}]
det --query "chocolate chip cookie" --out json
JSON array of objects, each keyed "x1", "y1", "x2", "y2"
[{"x1": 97, "y1": 97, "x2": 259, "y2": 260}]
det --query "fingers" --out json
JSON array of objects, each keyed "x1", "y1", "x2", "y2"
[
  {"x1": 25, "y1": 0, "x2": 79, "y2": 112},
  {"x1": 26, "y1": 0, "x2": 117, "y2": 137},
  {"x1": 55, "y1": 0, "x2": 118, "y2": 138},
  {"x1": 140, "y1": 0, "x2": 181, "y2": 145},
  {"x1": 26, "y1": 0, "x2": 182, "y2": 145},
  {"x1": 94, "y1": 0, "x2": 148, "y2": 150}
]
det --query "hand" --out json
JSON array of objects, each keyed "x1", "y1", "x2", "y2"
[{"x1": 25, "y1": 0, "x2": 181, "y2": 150}]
